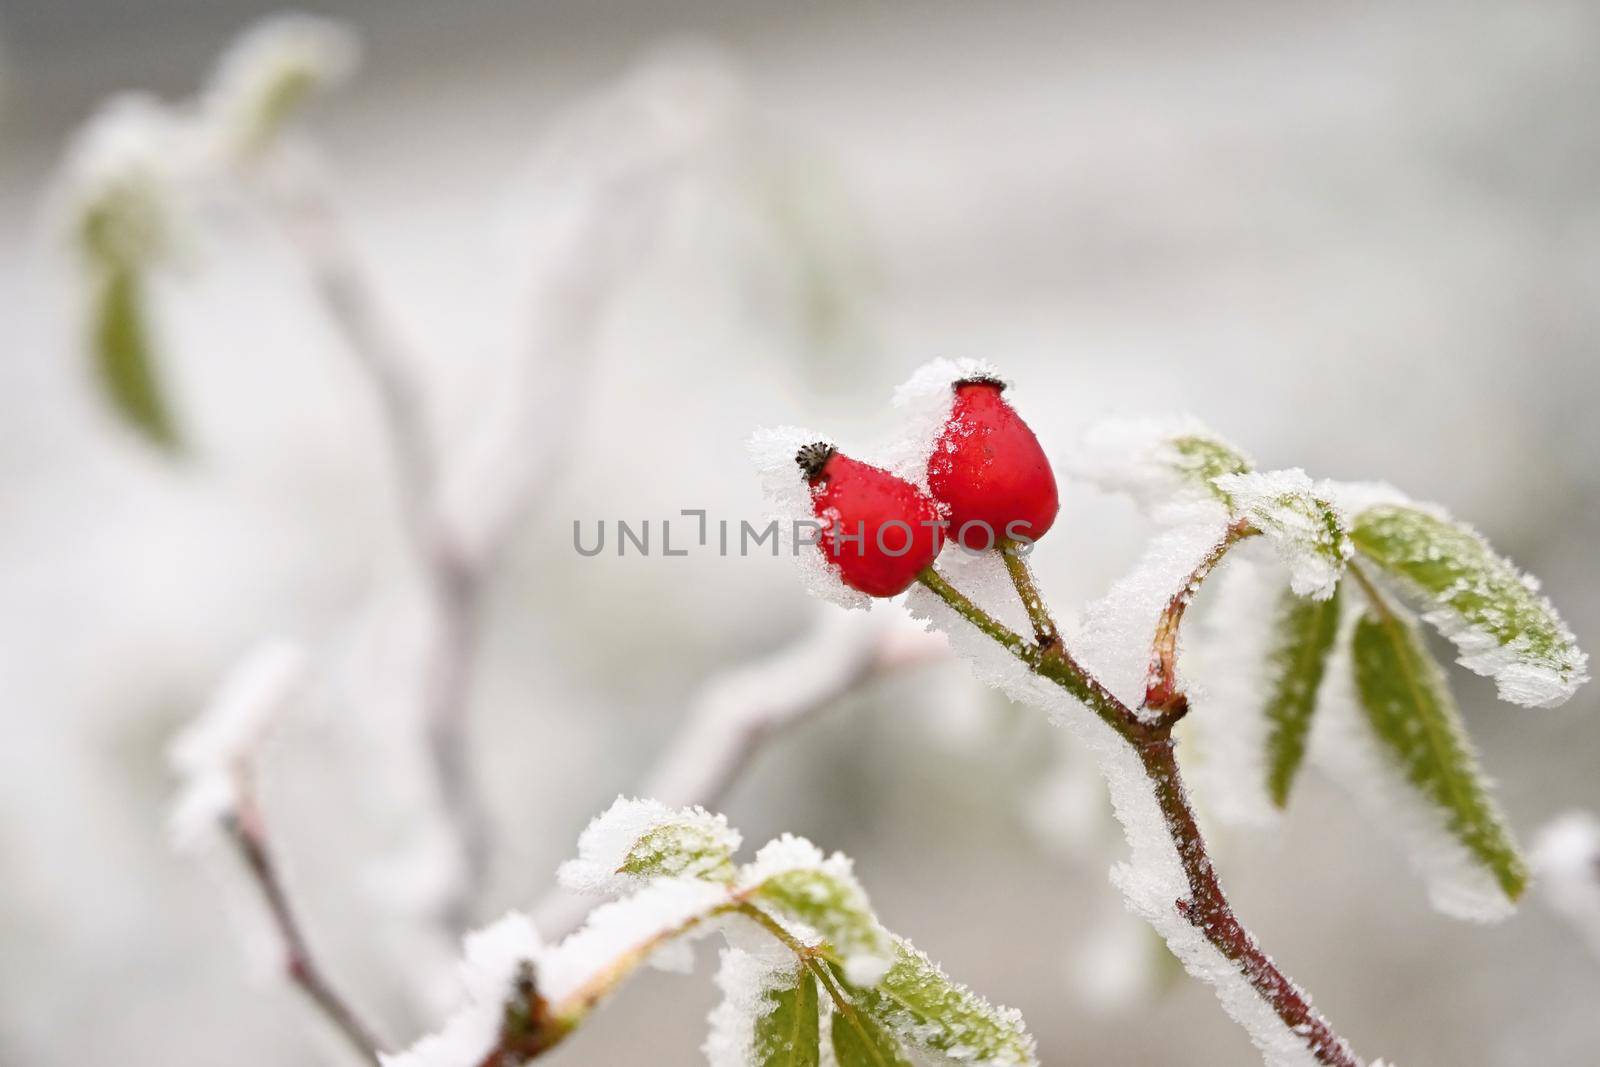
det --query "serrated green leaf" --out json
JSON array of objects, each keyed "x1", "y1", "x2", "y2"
[
  {"x1": 1169, "y1": 434, "x2": 1252, "y2": 507},
  {"x1": 751, "y1": 967, "x2": 821, "y2": 1067},
  {"x1": 93, "y1": 268, "x2": 178, "y2": 449},
  {"x1": 618, "y1": 822, "x2": 737, "y2": 883},
  {"x1": 842, "y1": 940, "x2": 1037, "y2": 1067},
  {"x1": 1265, "y1": 583, "x2": 1343, "y2": 808},
  {"x1": 1352, "y1": 609, "x2": 1527, "y2": 900},
  {"x1": 1350, "y1": 505, "x2": 1586, "y2": 707},
  {"x1": 753, "y1": 868, "x2": 891, "y2": 969},
  {"x1": 830, "y1": 1003, "x2": 911, "y2": 1067}
]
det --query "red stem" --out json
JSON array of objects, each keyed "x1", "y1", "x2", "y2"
[{"x1": 1138, "y1": 737, "x2": 1358, "y2": 1067}]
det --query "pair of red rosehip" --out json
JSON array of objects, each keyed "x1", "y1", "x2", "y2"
[{"x1": 798, "y1": 376, "x2": 1059, "y2": 597}]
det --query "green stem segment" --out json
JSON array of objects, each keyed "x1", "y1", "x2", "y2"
[
  {"x1": 914, "y1": 563, "x2": 1360, "y2": 1067},
  {"x1": 999, "y1": 540, "x2": 1059, "y2": 647}
]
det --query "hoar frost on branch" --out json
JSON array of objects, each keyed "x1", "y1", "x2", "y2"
[
  {"x1": 754, "y1": 360, "x2": 1589, "y2": 1065},
  {"x1": 383, "y1": 798, "x2": 1037, "y2": 1067}
]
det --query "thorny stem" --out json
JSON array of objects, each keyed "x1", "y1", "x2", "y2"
[
  {"x1": 915, "y1": 564, "x2": 1360, "y2": 1067},
  {"x1": 1144, "y1": 519, "x2": 1259, "y2": 718},
  {"x1": 229, "y1": 771, "x2": 383, "y2": 1062}
]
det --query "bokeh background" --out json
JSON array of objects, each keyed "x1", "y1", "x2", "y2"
[{"x1": 3, "y1": 1, "x2": 1599, "y2": 1064}]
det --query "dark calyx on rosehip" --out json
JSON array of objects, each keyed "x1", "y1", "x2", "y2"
[
  {"x1": 795, "y1": 442, "x2": 945, "y2": 597},
  {"x1": 927, "y1": 376, "x2": 1059, "y2": 550}
]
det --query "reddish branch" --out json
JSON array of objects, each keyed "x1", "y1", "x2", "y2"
[
  {"x1": 1139, "y1": 738, "x2": 1357, "y2": 1067},
  {"x1": 1144, "y1": 518, "x2": 1257, "y2": 716},
  {"x1": 919, "y1": 545, "x2": 1360, "y2": 1067},
  {"x1": 229, "y1": 774, "x2": 383, "y2": 1062}
]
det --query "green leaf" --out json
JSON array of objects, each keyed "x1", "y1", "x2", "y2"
[
  {"x1": 1213, "y1": 469, "x2": 1350, "y2": 598},
  {"x1": 1352, "y1": 608, "x2": 1527, "y2": 900},
  {"x1": 751, "y1": 967, "x2": 821, "y2": 1067},
  {"x1": 1169, "y1": 434, "x2": 1252, "y2": 507},
  {"x1": 830, "y1": 1003, "x2": 911, "y2": 1067},
  {"x1": 1264, "y1": 583, "x2": 1343, "y2": 808},
  {"x1": 1350, "y1": 505, "x2": 1586, "y2": 707},
  {"x1": 92, "y1": 268, "x2": 178, "y2": 449},
  {"x1": 752, "y1": 867, "x2": 891, "y2": 973},
  {"x1": 617, "y1": 822, "x2": 737, "y2": 883},
  {"x1": 842, "y1": 940, "x2": 1037, "y2": 1067}
]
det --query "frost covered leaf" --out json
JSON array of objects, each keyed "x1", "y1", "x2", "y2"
[
  {"x1": 1263, "y1": 584, "x2": 1343, "y2": 809},
  {"x1": 1171, "y1": 435, "x2": 1254, "y2": 507},
  {"x1": 92, "y1": 268, "x2": 177, "y2": 448},
  {"x1": 741, "y1": 835, "x2": 892, "y2": 984},
  {"x1": 1353, "y1": 609, "x2": 1527, "y2": 902},
  {"x1": 840, "y1": 939, "x2": 1037, "y2": 1067},
  {"x1": 705, "y1": 948, "x2": 822, "y2": 1067},
  {"x1": 559, "y1": 797, "x2": 740, "y2": 895},
  {"x1": 619, "y1": 822, "x2": 738, "y2": 883},
  {"x1": 1215, "y1": 469, "x2": 1350, "y2": 599},
  {"x1": 830, "y1": 1005, "x2": 912, "y2": 1067},
  {"x1": 1068, "y1": 417, "x2": 1252, "y2": 519},
  {"x1": 755, "y1": 963, "x2": 821, "y2": 1067},
  {"x1": 1350, "y1": 505, "x2": 1587, "y2": 707},
  {"x1": 202, "y1": 14, "x2": 359, "y2": 159},
  {"x1": 60, "y1": 95, "x2": 188, "y2": 448}
]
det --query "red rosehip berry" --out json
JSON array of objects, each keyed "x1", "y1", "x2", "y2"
[
  {"x1": 797, "y1": 442, "x2": 945, "y2": 597},
  {"x1": 927, "y1": 376, "x2": 1059, "y2": 550}
]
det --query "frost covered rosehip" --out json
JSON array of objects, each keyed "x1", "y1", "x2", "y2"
[
  {"x1": 797, "y1": 442, "x2": 945, "y2": 597},
  {"x1": 928, "y1": 376, "x2": 1059, "y2": 550}
]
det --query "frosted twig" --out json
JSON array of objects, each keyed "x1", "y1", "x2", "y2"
[
  {"x1": 642, "y1": 616, "x2": 948, "y2": 809},
  {"x1": 260, "y1": 145, "x2": 494, "y2": 933},
  {"x1": 917, "y1": 563, "x2": 1360, "y2": 1067},
  {"x1": 534, "y1": 615, "x2": 947, "y2": 937},
  {"x1": 229, "y1": 765, "x2": 385, "y2": 1061},
  {"x1": 999, "y1": 540, "x2": 1059, "y2": 648},
  {"x1": 1145, "y1": 518, "x2": 1258, "y2": 716}
]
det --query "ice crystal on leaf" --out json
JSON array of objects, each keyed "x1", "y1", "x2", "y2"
[
  {"x1": 388, "y1": 802, "x2": 1033, "y2": 1066},
  {"x1": 1215, "y1": 469, "x2": 1350, "y2": 600},
  {"x1": 1348, "y1": 504, "x2": 1587, "y2": 708},
  {"x1": 1065, "y1": 416, "x2": 1252, "y2": 522},
  {"x1": 201, "y1": 14, "x2": 359, "y2": 160},
  {"x1": 558, "y1": 796, "x2": 740, "y2": 895},
  {"x1": 1310, "y1": 600, "x2": 1524, "y2": 922},
  {"x1": 705, "y1": 948, "x2": 820, "y2": 1067}
]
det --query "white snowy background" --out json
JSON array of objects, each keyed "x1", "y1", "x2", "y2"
[{"x1": 2, "y1": 1, "x2": 1599, "y2": 1064}]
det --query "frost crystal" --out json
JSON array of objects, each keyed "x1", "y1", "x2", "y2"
[
  {"x1": 703, "y1": 946, "x2": 811, "y2": 1067},
  {"x1": 748, "y1": 425, "x2": 871, "y2": 610},
  {"x1": 537, "y1": 878, "x2": 730, "y2": 1003},
  {"x1": 379, "y1": 912, "x2": 543, "y2": 1067},
  {"x1": 1064, "y1": 416, "x2": 1252, "y2": 522},
  {"x1": 847, "y1": 939, "x2": 1038, "y2": 1066},
  {"x1": 1310, "y1": 602, "x2": 1517, "y2": 922},
  {"x1": 57, "y1": 94, "x2": 190, "y2": 271},
  {"x1": 905, "y1": 549, "x2": 1334, "y2": 1066},
  {"x1": 1215, "y1": 469, "x2": 1350, "y2": 600},
  {"x1": 740, "y1": 834, "x2": 892, "y2": 986},
  {"x1": 558, "y1": 796, "x2": 741, "y2": 896},
  {"x1": 1532, "y1": 811, "x2": 1600, "y2": 961},
  {"x1": 1348, "y1": 503, "x2": 1588, "y2": 708},
  {"x1": 201, "y1": 14, "x2": 359, "y2": 159},
  {"x1": 1073, "y1": 519, "x2": 1235, "y2": 718},
  {"x1": 168, "y1": 641, "x2": 308, "y2": 849},
  {"x1": 887, "y1": 356, "x2": 1009, "y2": 488},
  {"x1": 1185, "y1": 554, "x2": 1295, "y2": 826}
]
